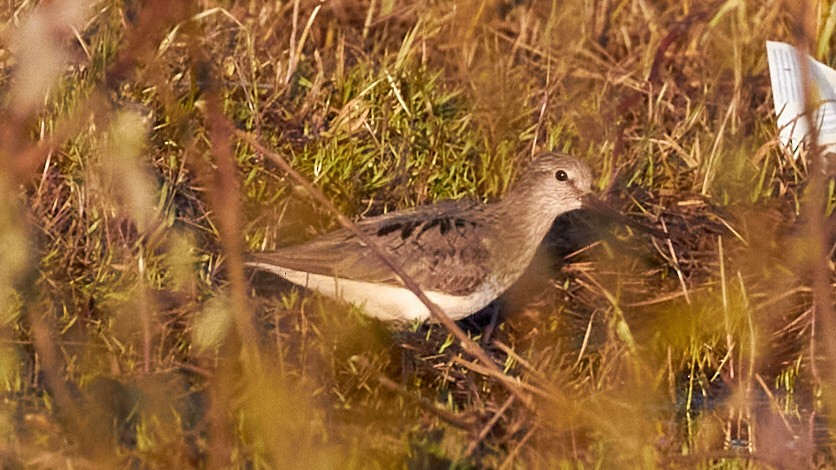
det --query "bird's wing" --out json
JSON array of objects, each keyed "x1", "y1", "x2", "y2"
[{"x1": 248, "y1": 200, "x2": 494, "y2": 295}]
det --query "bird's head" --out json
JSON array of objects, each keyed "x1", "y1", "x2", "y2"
[{"x1": 511, "y1": 152, "x2": 594, "y2": 217}]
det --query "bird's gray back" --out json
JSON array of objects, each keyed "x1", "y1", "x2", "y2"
[{"x1": 248, "y1": 199, "x2": 497, "y2": 295}]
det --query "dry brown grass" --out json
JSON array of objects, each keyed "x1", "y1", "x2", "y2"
[{"x1": 0, "y1": 0, "x2": 834, "y2": 467}]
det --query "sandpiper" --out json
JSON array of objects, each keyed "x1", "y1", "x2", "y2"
[{"x1": 247, "y1": 152, "x2": 594, "y2": 322}]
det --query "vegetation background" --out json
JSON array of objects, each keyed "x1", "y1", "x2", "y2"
[{"x1": 0, "y1": 0, "x2": 834, "y2": 467}]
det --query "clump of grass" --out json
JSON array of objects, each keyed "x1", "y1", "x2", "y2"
[{"x1": 0, "y1": 0, "x2": 833, "y2": 468}]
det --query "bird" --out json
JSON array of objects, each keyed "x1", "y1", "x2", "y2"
[{"x1": 247, "y1": 152, "x2": 594, "y2": 322}]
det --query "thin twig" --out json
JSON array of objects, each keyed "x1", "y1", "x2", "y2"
[
  {"x1": 464, "y1": 395, "x2": 515, "y2": 458},
  {"x1": 353, "y1": 356, "x2": 476, "y2": 430},
  {"x1": 493, "y1": 341, "x2": 552, "y2": 388},
  {"x1": 754, "y1": 373, "x2": 796, "y2": 437},
  {"x1": 665, "y1": 219, "x2": 691, "y2": 304},
  {"x1": 498, "y1": 425, "x2": 536, "y2": 470}
]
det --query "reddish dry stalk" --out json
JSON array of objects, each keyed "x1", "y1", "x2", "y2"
[
  {"x1": 205, "y1": 101, "x2": 260, "y2": 364},
  {"x1": 203, "y1": 92, "x2": 262, "y2": 467},
  {"x1": 790, "y1": 1, "x2": 836, "y2": 392},
  {"x1": 0, "y1": 5, "x2": 112, "y2": 459}
]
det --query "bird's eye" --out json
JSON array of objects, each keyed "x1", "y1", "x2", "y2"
[{"x1": 555, "y1": 170, "x2": 569, "y2": 182}]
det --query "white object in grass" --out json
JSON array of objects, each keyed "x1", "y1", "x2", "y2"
[{"x1": 766, "y1": 40, "x2": 836, "y2": 156}]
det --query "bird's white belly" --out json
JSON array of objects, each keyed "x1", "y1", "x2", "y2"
[{"x1": 249, "y1": 263, "x2": 499, "y2": 322}]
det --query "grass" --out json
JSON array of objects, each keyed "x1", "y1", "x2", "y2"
[{"x1": 0, "y1": 0, "x2": 835, "y2": 467}]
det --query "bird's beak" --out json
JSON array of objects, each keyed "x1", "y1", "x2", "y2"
[{"x1": 581, "y1": 194, "x2": 669, "y2": 239}]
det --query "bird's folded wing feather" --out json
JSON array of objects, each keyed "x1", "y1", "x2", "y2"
[{"x1": 248, "y1": 200, "x2": 494, "y2": 295}]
